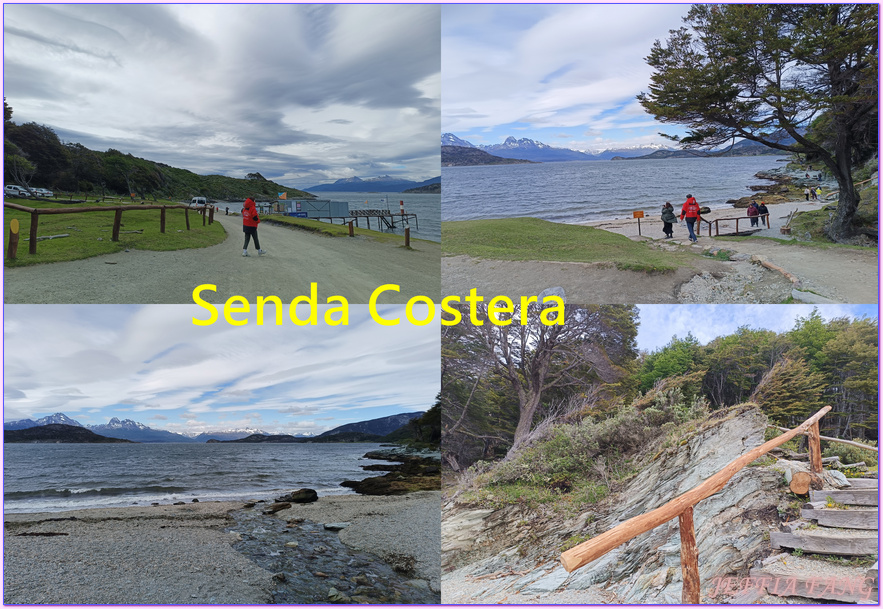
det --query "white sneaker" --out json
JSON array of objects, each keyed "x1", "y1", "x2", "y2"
[
  {"x1": 242, "y1": 250, "x2": 249, "y2": 257},
  {"x1": 258, "y1": 249, "x2": 267, "y2": 256}
]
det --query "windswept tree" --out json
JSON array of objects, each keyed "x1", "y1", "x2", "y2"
[
  {"x1": 638, "y1": 4, "x2": 878, "y2": 242},
  {"x1": 447, "y1": 304, "x2": 638, "y2": 460}
]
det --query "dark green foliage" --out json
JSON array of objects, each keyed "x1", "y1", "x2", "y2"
[
  {"x1": 638, "y1": 334, "x2": 701, "y2": 392},
  {"x1": 638, "y1": 4, "x2": 877, "y2": 241},
  {"x1": 822, "y1": 438, "x2": 878, "y2": 469},
  {"x1": 751, "y1": 357, "x2": 826, "y2": 426}
]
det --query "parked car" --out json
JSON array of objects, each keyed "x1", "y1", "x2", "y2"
[
  {"x1": 34, "y1": 188, "x2": 54, "y2": 197},
  {"x1": 190, "y1": 196, "x2": 207, "y2": 207},
  {"x1": 4, "y1": 185, "x2": 30, "y2": 198}
]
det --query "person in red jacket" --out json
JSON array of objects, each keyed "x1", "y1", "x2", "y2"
[
  {"x1": 241, "y1": 197, "x2": 267, "y2": 256},
  {"x1": 680, "y1": 194, "x2": 702, "y2": 243}
]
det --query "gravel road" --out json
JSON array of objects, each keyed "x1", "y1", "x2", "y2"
[{"x1": 4, "y1": 214, "x2": 440, "y2": 304}]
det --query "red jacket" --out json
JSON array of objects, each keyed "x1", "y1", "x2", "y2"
[
  {"x1": 242, "y1": 198, "x2": 261, "y2": 227},
  {"x1": 680, "y1": 197, "x2": 701, "y2": 220}
]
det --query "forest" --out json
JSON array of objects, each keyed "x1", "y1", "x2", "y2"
[
  {"x1": 3, "y1": 99, "x2": 309, "y2": 201},
  {"x1": 441, "y1": 306, "x2": 877, "y2": 480}
]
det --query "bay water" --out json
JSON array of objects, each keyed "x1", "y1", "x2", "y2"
[
  {"x1": 442, "y1": 156, "x2": 783, "y2": 223},
  {"x1": 4, "y1": 443, "x2": 391, "y2": 514}
]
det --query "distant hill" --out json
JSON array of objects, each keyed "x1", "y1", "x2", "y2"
[
  {"x1": 305, "y1": 175, "x2": 440, "y2": 193},
  {"x1": 5, "y1": 424, "x2": 135, "y2": 443},
  {"x1": 442, "y1": 146, "x2": 536, "y2": 167},
  {"x1": 317, "y1": 412, "x2": 424, "y2": 438},
  {"x1": 5, "y1": 413, "x2": 85, "y2": 430},
  {"x1": 482, "y1": 137, "x2": 597, "y2": 162},
  {"x1": 210, "y1": 433, "x2": 303, "y2": 444},
  {"x1": 403, "y1": 182, "x2": 441, "y2": 194}
]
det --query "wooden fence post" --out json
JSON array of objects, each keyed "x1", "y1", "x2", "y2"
[
  {"x1": 405, "y1": 227, "x2": 410, "y2": 247},
  {"x1": 208, "y1": 206, "x2": 214, "y2": 225},
  {"x1": 160, "y1": 207, "x2": 166, "y2": 233},
  {"x1": 112, "y1": 209, "x2": 123, "y2": 242},
  {"x1": 679, "y1": 507, "x2": 700, "y2": 604},
  {"x1": 29, "y1": 211, "x2": 39, "y2": 254},
  {"x1": 185, "y1": 207, "x2": 191, "y2": 230},
  {"x1": 809, "y1": 421, "x2": 823, "y2": 474},
  {"x1": 348, "y1": 220, "x2": 354, "y2": 237},
  {"x1": 202, "y1": 207, "x2": 206, "y2": 226},
  {"x1": 7, "y1": 218, "x2": 20, "y2": 260}
]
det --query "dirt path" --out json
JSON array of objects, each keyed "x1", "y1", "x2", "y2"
[
  {"x1": 4, "y1": 214, "x2": 440, "y2": 305},
  {"x1": 442, "y1": 255, "x2": 755, "y2": 304}
]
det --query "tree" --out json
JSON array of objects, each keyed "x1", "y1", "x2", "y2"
[
  {"x1": 751, "y1": 357, "x2": 826, "y2": 427},
  {"x1": 638, "y1": 4, "x2": 878, "y2": 242},
  {"x1": 4, "y1": 97, "x2": 12, "y2": 123},
  {"x1": 450, "y1": 304, "x2": 638, "y2": 459},
  {"x1": 4, "y1": 139, "x2": 36, "y2": 190}
]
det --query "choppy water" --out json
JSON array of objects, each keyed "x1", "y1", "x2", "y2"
[
  {"x1": 442, "y1": 156, "x2": 783, "y2": 223},
  {"x1": 3, "y1": 443, "x2": 390, "y2": 513}
]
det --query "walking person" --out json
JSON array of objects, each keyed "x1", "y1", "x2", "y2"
[
  {"x1": 680, "y1": 194, "x2": 702, "y2": 243},
  {"x1": 757, "y1": 201, "x2": 769, "y2": 227},
  {"x1": 747, "y1": 201, "x2": 760, "y2": 227},
  {"x1": 241, "y1": 197, "x2": 267, "y2": 256},
  {"x1": 804, "y1": 187, "x2": 810, "y2": 201},
  {"x1": 661, "y1": 202, "x2": 677, "y2": 239}
]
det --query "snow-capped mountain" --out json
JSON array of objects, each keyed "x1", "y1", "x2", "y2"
[
  {"x1": 304, "y1": 175, "x2": 440, "y2": 193},
  {"x1": 5, "y1": 412, "x2": 86, "y2": 430},
  {"x1": 90, "y1": 418, "x2": 196, "y2": 443},
  {"x1": 441, "y1": 133, "x2": 476, "y2": 148}
]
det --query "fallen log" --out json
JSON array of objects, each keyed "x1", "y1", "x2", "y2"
[{"x1": 789, "y1": 471, "x2": 823, "y2": 495}]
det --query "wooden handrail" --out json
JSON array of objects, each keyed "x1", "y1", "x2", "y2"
[
  {"x1": 767, "y1": 425, "x2": 879, "y2": 453},
  {"x1": 560, "y1": 405, "x2": 831, "y2": 603}
]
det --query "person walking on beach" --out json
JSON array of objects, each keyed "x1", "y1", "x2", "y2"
[
  {"x1": 757, "y1": 201, "x2": 769, "y2": 227},
  {"x1": 241, "y1": 197, "x2": 267, "y2": 257},
  {"x1": 747, "y1": 201, "x2": 760, "y2": 227},
  {"x1": 680, "y1": 194, "x2": 702, "y2": 243},
  {"x1": 804, "y1": 187, "x2": 810, "y2": 201},
  {"x1": 661, "y1": 202, "x2": 677, "y2": 239}
]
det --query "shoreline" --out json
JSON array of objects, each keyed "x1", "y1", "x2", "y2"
[{"x1": 4, "y1": 492, "x2": 441, "y2": 604}]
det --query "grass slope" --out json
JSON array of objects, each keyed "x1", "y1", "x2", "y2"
[{"x1": 442, "y1": 217, "x2": 691, "y2": 273}]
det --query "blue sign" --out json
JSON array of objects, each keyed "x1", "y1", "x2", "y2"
[{"x1": 288, "y1": 212, "x2": 308, "y2": 218}]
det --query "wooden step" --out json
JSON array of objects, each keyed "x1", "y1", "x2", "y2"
[
  {"x1": 801, "y1": 506, "x2": 879, "y2": 530},
  {"x1": 847, "y1": 479, "x2": 879, "y2": 489},
  {"x1": 750, "y1": 555, "x2": 878, "y2": 603},
  {"x1": 810, "y1": 489, "x2": 879, "y2": 506},
  {"x1": 771, "y1": 530, "x2": 878, "y2": 555}
]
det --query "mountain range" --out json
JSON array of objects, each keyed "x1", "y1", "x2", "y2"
[
  {"x1": 305, "y1": 175, "x2": 441, "y2": 193},
  {"x1": 441, "y1": 133, "x2": 782, "y2": 163},
  {"x1": 3, "y1": 412, "x2": 424, "y2": 443}
]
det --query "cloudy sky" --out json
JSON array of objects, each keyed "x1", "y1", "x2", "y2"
[
  {"x1": 636, "y1": 304, "x2": 878, "y2": 352},
  {"x1": 442, "y1": 4, "x2": 692, "y2": 152},
  {"x1": 4, "y1": 305, "x2": 440, "y2": 435},
  {"x1": 4, "y1": 4, "x2": 440, "y2": 187}
]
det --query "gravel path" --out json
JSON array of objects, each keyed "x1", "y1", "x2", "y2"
[{"x1": 4, "y1": 214, "x2": 440, "y2": 304}]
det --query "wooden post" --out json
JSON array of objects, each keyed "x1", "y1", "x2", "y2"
[
  {"x1": 679, "y1": 507, "x2": 700, "y2": 604},
  {"x1": 160, "y1": 206, "x2": 166, "y2": 233},
  {"x1": 348, "y1": 220, "x2": 354, "y2": 237},
  {"x1": 112, "y1": 209, "x2": 123, "y2": 242},
  {"x1": 208, "y1": 206, "x2": 214, "y2": 225},
  {"x1": 184, "y1": 207, "x2": 191, "y2": 230},
  {"x1": 809, "y1": 421, "x2": 823, "y2": 474},
  {"x1": 636, "y1": 216, "x2": 641, "y2": 236},
  {"x1": 29, "y1": 211, "x2": 39, "y2": 254},
  {"x1": 202, "y1": 207, "x2": 206, "y2": 226},
  {"x1": 405, "y1": 227, "x2": 410, "y2": 247},
  {"x1": 715, "y1": 219, "x2": 719, "y2": 237},
  {"x1": 7, "y1": 218, "x2": 20, "y2": 260}
]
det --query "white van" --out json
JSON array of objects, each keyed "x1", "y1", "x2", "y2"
[{"x1": 190, "y1": 196, "x2": 207, "y2": 207}]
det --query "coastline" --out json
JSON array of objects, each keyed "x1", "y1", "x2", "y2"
[{"x1": 4, "y1": 492, "x2": 441, "y2": 604}]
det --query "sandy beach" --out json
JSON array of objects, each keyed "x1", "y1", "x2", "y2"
[{"x1": 4, "y1": 492, "x2": 441, "y2": 605}]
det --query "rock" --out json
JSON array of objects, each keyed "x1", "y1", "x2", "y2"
[
  {"x1": 272, "y1": 572, "x2": 287, "y2": 582},
  {"x1": 791, "y1": 289, "x2": 840, "y2": 304},
  {"x1": 243, "y1": 502, "x2": 256, "y2": 508},
  {"x1": 538, "y1": 286, "x2": 566, "y2": 304},
  {"x1": 285, "y1": 541, "x2": 299, "y2": 548},
  {"x1": 276, "y1": 489, "x2": 318, "y2": 503},
  {"x1": 191, "y1": 498, "x2": 199, "y2": 503},
  {"x1": 173, "y1": 501, "x2": 185, "y2": 505},
  {"x1": 327, "y1": 587, "x2": 351, "y2": 603},
  {"x1": 314, "y1": 572, "x2": 329, "y2": 578},
  {"x1": 324, "y1": 522, "x2": 351, "y2": 531},
  {"x1": 262, "y1": 502, "x2": 292, "y2": 514}
]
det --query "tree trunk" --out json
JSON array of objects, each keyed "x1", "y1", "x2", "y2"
[
  {"x1": 823, "y1": 132, "x2": 859, "y2": 242},
  {"x1": 507, "y1": 391, "x2": 542, "y2": 458}
]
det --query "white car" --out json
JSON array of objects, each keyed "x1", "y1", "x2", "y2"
[
  {"x1": 34, "y1": 188, "x2": 54, "y2": 197},
  {"x1": 4, "y1": 185, "x2": 30, "y2": 198}
]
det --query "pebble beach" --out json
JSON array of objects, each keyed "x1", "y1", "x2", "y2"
[{"x1": 4, "y1": 492, "x2": 441, "y2": 605}]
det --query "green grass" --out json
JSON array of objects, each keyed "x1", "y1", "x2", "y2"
[
  {"x1": 4, "y1": 199, "x2": 227, "y2": 267},
  {"x1": 715, "y1": 234, "x2": 871, "y2": 251},
  {"x1": 442, "y1": 217, "x2": 694, "y2": 273}
]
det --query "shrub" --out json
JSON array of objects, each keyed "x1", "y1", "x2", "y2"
[{"x1": 823, "y1": 439, "x2": 878, "y2": 468}]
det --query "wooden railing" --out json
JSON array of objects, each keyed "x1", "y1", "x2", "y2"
[
  {"x1": 559, "y1": 406, "x2": 832, "y2": 603},
  {"x1": 4, "y1": 202, "x2": 210, "y2": 257},
  {"x1": 704, "y1": 213, "x2": 770, "y2": 236}
]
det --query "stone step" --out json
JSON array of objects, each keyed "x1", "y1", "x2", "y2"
[
  {"x1": 771, "y1": 529, "x2": 878, "y2": 556},
  {"x1": 801, "y1": 506, "x2": 879, "y2": 530},
  {"x1": 810, "y1": 489, "x2": 879, "y2": 507},
  {"x1": 749, "y1": 554, "x2": 878, "y2": 603}
]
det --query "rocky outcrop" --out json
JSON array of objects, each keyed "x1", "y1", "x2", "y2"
[
  {"x1": 276, "y1": 489, "x2": 318, "y2": 503},
  {"x1": 442, "y1": 405, "x2": 789, "y2": 604}
]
